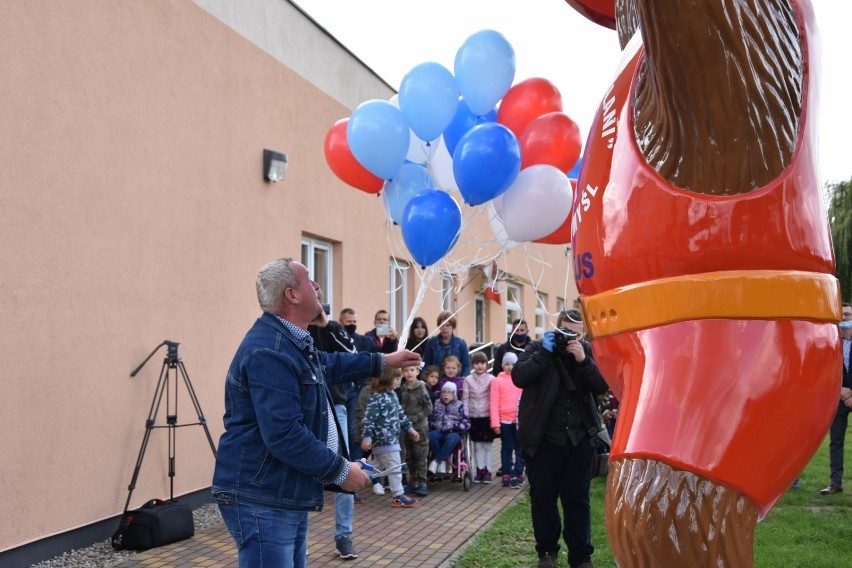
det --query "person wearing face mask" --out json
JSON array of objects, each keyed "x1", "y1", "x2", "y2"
[
  {"x1": 512, "y1": 309, "x2": 609, "y2": 568},
  {"x1": 492, "y1": 319, "x2": 532, "y2": 375},
  {"x1": 821, "y1": 302, "x2": 852, "y2": 495},
  {"x1": 338, "y1": 307, "x2": 382, "y2": 466},
  {"x1": 338, "y1": 308, "x2": 378, "y2": 354}
]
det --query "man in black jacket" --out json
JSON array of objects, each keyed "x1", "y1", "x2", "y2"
[
  {"x1": 308, "y1": 311, "x2": 360, "y2": 560},
  {"x1": 821, "y1": 302, "x2": 852, "y2": 495},
  {"x1": 512, "y1": 309, "x2": 609, "y2": 568}
]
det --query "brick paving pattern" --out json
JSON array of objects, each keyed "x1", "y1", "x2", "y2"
[{"x1": 114, "y1": 452, "x2": 523, "y2": 567}]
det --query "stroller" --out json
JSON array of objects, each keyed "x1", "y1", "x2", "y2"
[{"x1": 427, "y1": 431, "x2": 473, "y2": 491}]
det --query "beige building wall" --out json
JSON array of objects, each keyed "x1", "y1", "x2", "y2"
[{"x1": 0, "y1": 0, "x2": 576, "y2": 554}]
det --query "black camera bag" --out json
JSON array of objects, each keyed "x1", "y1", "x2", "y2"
[{"x1": 111, "y1": 498, "x2": 194, "y2": 551}]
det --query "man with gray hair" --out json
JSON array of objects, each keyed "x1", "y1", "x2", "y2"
[{"x1": 212, "y1": 257, "x2": 421, "y2": 568}]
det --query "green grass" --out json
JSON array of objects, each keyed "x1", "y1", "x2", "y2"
[{"x1": 452, "y1": 431, "x2": 852, "y2": 567}]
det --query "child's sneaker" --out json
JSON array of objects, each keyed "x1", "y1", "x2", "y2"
[
  {"x1": 414, "y1": 483, "x2": 428, "y2": 497},
  {"x1": 436, "y1": 461, "x2": 447, "y2": 474},
  {"x1": 474, "y1": 468, "x2": 484, "y2": 483},
  {"x1": 403, "y1": 483, "x2": 417, "y2": 494},
  {"x1": 482, "y1": 469, "x2": 492, "y2": 484},
  {"x1": 501, "y1": 474, "x2": 511, "y2": 487},
  {"x1": 372, "y1": 482, "x2": 386, "y2": 495},
  {"x1": 510, "y1": 476, "x2": 524, "y2": 489},
  {"x1": 428, "y1": 459, "x2": 438, "y2": 474},
  {"x1": 391, "y1": 494, "x2": 418, "y2": 508}
]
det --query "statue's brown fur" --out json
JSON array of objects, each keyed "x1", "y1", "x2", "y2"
[
  {"x1": 597, "y1": 1, "x2": 805, "y2": 565},
  {"x1": 619, "y1": 0, "x2": 802, "y2": 195}
]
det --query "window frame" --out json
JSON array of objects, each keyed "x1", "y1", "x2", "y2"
[
  {"x1": 389, "y1": 259, "x2": 409, "y2": 333},
  {"x1": 505, "y1": 283, "x2": 522, "y2": 336},
  {"x1": 301, "y1": 237, "x2": 333, "y2": 313},
  {"x1": 535, "y1": 292, "x2": 547, "y2": 338}
]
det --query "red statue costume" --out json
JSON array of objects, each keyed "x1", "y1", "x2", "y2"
[{"x1": 569, "y1": 0, "x2": 841, "y2": 565}]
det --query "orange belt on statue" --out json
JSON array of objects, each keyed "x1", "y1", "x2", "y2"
[{"x1": 579, "y1": 270, "x2": 842, "y2": 339}]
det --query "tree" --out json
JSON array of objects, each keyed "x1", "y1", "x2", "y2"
[{"x1": 826, "y1": 177, "x2": 852, "y2": 302}]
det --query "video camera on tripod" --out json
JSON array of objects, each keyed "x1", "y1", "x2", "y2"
[{"x1": 121, "y1": 340, "x2": 217, "y2": 512}]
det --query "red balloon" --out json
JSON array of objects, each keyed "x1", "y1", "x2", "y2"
[
  {"x1": 535, "y1": 179, "x2": 577, "y2": 244},
  {"x1": 323, "y1": 118, "x2": 384, "y2": 194},
  {"x1": 497, "y1": 78, "x2": 563, "y2": 139},
  {"x1": 564, "y1": 0, "x2": 617, "y2": 30},
  {"x1": 520, "y1": 112, "x2": 582, "y2": 173}
]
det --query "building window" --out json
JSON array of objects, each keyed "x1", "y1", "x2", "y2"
[
  {"x1": 474, "y1": 294, "x2": 485, "y2": 344},
  {"x1": 441, "y1": 275, "x2": 453, "y2": 312},
  {"x1": 557, "y1": 297, "x2": 566, "y2": 314},
  {"x1": 535, "y1": 292, "x2": 547, "y2": 337},
  {"x1": 301, "y1": 237, "x2": 332, "y2": 311},
  {"x1": 505, "y1": 283, "x2": 521, "y2": 336},
  {"x1": 389, "y1": 259, "x2": 409, "y2": 333}
]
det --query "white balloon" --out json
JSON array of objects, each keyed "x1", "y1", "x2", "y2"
[
  {"x1": 487, "y1": 201, "x2": 521, "y2": 250},
  {"x1": 501, "y1": 165, "x2": 573, "y2": 242},
  {"x1": 428, "y1": 137, "x2": 458, "y2": 192},
  {"x1": 491, "y1": 194, "x2": 504, "y2": 219}
]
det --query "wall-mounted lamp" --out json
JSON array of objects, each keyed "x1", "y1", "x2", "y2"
[{"x1": 263, "y1": 149, "x2": 288, "y2": 182}]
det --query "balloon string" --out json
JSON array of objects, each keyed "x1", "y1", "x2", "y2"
[
  {"x1": 408, "y1": 300, "x2": 471, "y2": 354},
  {"x1": 397, "y1": 265, "x2": 436, "y2": 350}
]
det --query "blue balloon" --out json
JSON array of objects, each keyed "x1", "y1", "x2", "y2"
[
  {"x1": 453, "y1": 123, "x2": 521, "y2": 206},
  {"x1": 443, "y1": 98, "x2": 497, "y2": 157},
  {"x1": 568, "y1": 155, "x2": 583, "y2": 180},
  {"x1": 399, "y1": 62, "x2": 459, "y2": 142},
  {"x1": 347, "y1": 100, "x2": 410, "y2": 180},
  {"x1": 454, "y1": 30, "x2": 515, "y2": 116},
  {"x1": 382, "y1": 163, "x2": 435, "y2": 224},
  {"x1": 401, "y1": 190, "x2": 462, "y2": 268}
]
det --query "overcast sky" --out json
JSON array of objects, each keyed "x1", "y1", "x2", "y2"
[{"x1": 294, "y1": 0, "x2": 850, "y2": 186}]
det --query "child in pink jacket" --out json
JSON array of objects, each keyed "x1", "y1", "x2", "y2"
[{"x1": 490, "y1": 352, "x2": 525, "y2": 488}]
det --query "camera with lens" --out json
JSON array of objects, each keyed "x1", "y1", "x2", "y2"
[{"x1": 553, "y1": 328, "x2": 579, "y2": 350}]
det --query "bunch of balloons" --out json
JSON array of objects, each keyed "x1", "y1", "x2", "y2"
[{"x1": 323, "y1": 29, "x2": 583, "y2": 268}]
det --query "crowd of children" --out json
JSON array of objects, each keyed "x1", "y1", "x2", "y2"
[{"x1": 353, "y1": 348, "x2": 526, "y2": 508}]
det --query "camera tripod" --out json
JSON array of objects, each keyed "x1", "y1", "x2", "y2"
[{"x1": 121, "y1": 340, "x2": 217, "y2": 512}]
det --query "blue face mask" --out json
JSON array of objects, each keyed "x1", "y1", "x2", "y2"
[
  {"x1": 840, "y1": 320, "x2": 852, "y2": 330},
  {"x1": 513, "y1": 333, "x2": 528, "y2": 343}
]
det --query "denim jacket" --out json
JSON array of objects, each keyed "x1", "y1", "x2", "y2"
[{"x1": 212, "y1": 313, "x2": 383, "y2": 512}]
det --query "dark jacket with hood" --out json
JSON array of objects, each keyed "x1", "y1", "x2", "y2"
[{"x1": 511, "y1": 339, "x2": 609, "y2": 458}]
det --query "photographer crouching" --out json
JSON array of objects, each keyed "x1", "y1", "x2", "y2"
[{"x1": 512, "y1": 309, "x2": 610, "y2": 568}]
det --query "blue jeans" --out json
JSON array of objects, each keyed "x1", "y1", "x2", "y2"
[
  {"x1": 429, "y1": 431, "x2": 460, "y2": 461},
  {"x1": 500, "y1": 422, "x2": 524, "y2": 477},
  {"x1": 334, "y1": 403, "x2": 354, "y2": 540},
  {"x1": 218, "y1": 501, "x2": 308, "y2": 568}
]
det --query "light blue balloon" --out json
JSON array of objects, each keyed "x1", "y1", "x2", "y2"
[
  {"x1": 401, "y1": 190, "x2": 462, "y2": 268},
  {"x1": 453, "y1": 123, "x2": 521, "y2": 206},
  {"x1": 382, "y1": 163, "x2": 435, "y2": 224},
  {"x1": 443, "y1": 98, "x2": 498, "y2": 156},
  {"x1": 454, "y1": 30, "x2": 516, "y2": 116},
  {"x1": 347, "y1": 100, "x2": 410, "y2": 180},
  {"x1": 399, "y1": 62, "x2": 459, "y2": 142}
]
